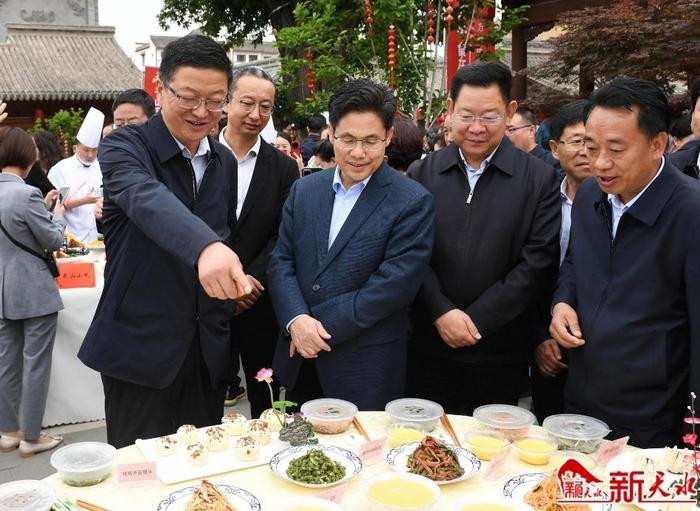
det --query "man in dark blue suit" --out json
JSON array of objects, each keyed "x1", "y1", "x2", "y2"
[
  {"x1": 551, "y1": 77, "x2": 700, "y2": 448},
  {"x1": 267, "y1": 79, "x2": 434, "y2": 409},
  {"x1": 79, "y1": 35, "x2": 251, "y2": 448}
]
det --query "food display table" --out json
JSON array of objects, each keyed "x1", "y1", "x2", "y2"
[
  {"x1": 43, "y1": 256, "x2": 105, "y2": 427},
  {"x1": 42, "y1": 412, "x2": 646, "y2": 511}
]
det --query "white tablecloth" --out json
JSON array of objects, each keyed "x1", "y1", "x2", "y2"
[{"x1": 43, "y1": 257, "x2": 105, "y2": 427}]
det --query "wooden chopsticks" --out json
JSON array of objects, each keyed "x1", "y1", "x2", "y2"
[
  {"x1": 440, "y1": 414, "x2": 462, "y2": 447},
  {"x1": 352, "y1": 416, "x2": 371, "y2": 442},
  {"x1": 76, "y1": 499, "x2": 110, "y2": 511}
]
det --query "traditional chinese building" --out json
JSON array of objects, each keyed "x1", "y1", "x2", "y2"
[{"x1": 0, "y1": 0, "x2": 142, "y2": 128}]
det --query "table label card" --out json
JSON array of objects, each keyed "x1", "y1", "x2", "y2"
[
  {"x1": 483, "y1": 445, "x2": 513, "y2": 481},
  {"x1": 56, "y1": 261, "x2": 96, "y2": 288},
  {"x1": 594, "y1": 436, "x2": 628, "y2": 466},
  {"x1": 359, "y1": 437, "x2": 386, "y2": 465},
  {"x1": 317, "y1": 483, "x2": 347, "y2": 503},
  {"x1": 116, "y1": 461, "x2": 158, "y2": 485}
]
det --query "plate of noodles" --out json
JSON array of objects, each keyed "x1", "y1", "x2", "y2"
[{"x1": 503, "y1": 473, "x2": 612, "y2": 511}]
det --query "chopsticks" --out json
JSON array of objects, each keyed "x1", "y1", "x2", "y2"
[
  {"x1": 76, "y1": 499, "x2": 110, "y2": 511},
  {"x1": 352, "y1": 416, "x2": 371, "y2": 442},
  {"x1": 440, "y1": 414, "x2": 462, "y2": 447}
]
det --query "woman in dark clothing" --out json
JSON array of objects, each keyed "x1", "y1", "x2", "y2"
[{"x1": 24, "y1": 131, "x2": 63, "y2": 196}]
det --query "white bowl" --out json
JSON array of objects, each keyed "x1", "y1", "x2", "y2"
[
  {"x1": 364, "y1": 472, "x2": 441, "y2": 511},
  {"x1": 0, "y1": 480, "x2": 55, "y2": 511},
  {"x1": 50, "y1": 442, "x2": 116, "y2": 487}
]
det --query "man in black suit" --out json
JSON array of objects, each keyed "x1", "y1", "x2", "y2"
[
  {"x1": 79, "y1": 35, "x2": 251, "y2": 448},
  {"x1": 219, "y1": 67, "x2": 299, "y2": 418},
  {"x1": 407, "y1": 62, "x2": 560, "y2": 415},
  {"x1": 550, "y1": 77, "x2": 700, "y2": 448},
  {"x1": 668, "y1": 77, "x2": 699, "y2": 179}
]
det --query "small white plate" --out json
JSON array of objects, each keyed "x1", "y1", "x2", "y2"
[
  {"x1": 0, "y1": 480, "x2": 55, "y2": 511},
  {"x1": 269, "y1": 444, "x2": 362, "y2": 488},
  {"x1": 155, "y1": 484, "x2": 261, "y2": 511},
  {"x1": 503, "y1": 472, "x2": 612, "y2": 511},
  {"x1": 386, "y1": 441, "x2": 481, "y2": 485}
]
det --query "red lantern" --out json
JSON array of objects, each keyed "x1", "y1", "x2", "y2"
[
  {"x1": 363, "y1": 0, "x2": 374, "y2": 37},
  {"x1": 426, "y1": 0, "x2": 436, "y2": 44},
  {"x1": 388, "y1": 25, "x2": 396, "y2": 89},
  {"x1": 306, "y1": 51, "x2": 315, "y2": 97}
]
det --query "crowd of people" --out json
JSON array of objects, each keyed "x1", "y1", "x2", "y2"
[{"x1": 0, "y1": 32, "x2": 699, "y2": 456}]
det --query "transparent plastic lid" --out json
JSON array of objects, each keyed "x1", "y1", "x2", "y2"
[
  {"x1": 385, "y1": 398, "x2": 444, "y2": 421},
  {"x1": 473, "y1": 404, "x2": 535, "y2": 429},
  {"x1": 50, "y1": 442, "x2": 116, "y2": 473},
  {"x1": 301, "y1": 398, "x2": 358, "y2": 421},
  {"x1": 543, "y1": 414, "x2": 610, "y2": 440},
  {"x1": 0, "y1": 480, "x2": 55, "y2": 511}
]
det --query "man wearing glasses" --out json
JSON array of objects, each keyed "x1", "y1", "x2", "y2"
[
  {"x1": 267, "y1": 79, "x2": 434, "y2": 409},
  {"x1": 507, "y1": 107, "x2": 559, "y2": 172},
  {"x1": 407, "y1": 62, "x2": 560, "y2": 414},
  {"x1": 217, "y1": 66, "x2": 298, "y2": 418},
  {"x1": 79, "y1": 34, "x2": 251, "y2": 448}
]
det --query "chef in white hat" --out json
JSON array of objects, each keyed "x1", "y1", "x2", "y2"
[{"x1": 47, "y1": 107, "x2": 105, "y2": 242}]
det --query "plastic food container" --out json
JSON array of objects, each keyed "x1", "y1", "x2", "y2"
[
  {"x1": 543, "y1": 414, "x2": 610, "y2": 454},
  {"x1": 473, "y1": 404, "x2": 535, "y2": 441},
  {"x1": 50, "y1": 442, "x2": 116, "y2": 487},
  {"x1": 464, "y1": 430, "x2": 509, "y2": 461},
  {"x1": 300, "y1": 398, "x2": 358, "y2": 434},
  {"x1": 0, "y1": 480, "x2": 55, "y2": 511},
  {"x1": 364, "y1": 472, "x2": 441, "y2": 511},
  {"x1": 514, "y1": 434, "x2": 557, "y2": 465},
  {"x1": 386, "y1": 422, "x2": 426, "y2": 448},
  {"x1": 385, "y1": 398, "x2": 444, "y2": 432}
]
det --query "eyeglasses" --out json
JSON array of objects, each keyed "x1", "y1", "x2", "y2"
[
  {"x1": 454, "y1": 113, "x2": 504, "y2": 125},
  {"x1": 556, "y1": 139, "x2": 586, "y2": 149},
  {"x1": 333, "y1": 135, "x2": 386, "y2": 151},
  {"x1": 231, "y1": 96, "x2": 274, "y2": 116},
  {"x1": 166, "y1": 85, "x2": 228, "y2": 112},
  {"x1": 505, "y1": 124, "x2": 534, "y2": 134}
]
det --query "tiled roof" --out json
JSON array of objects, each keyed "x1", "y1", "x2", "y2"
[{"x1": 0, "y1": 24, "x2": 142, "y2": 101}]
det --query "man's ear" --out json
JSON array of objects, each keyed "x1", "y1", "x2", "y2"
[
  {"x1": 505, "y1": 100, "x2": 518, "y2": 121},
  {"x1": 650, "y1": 131, "x2": 668, "y2": 160},
  {"x1": 549, "y1": 139, "x2": 561, "y2": 161}
]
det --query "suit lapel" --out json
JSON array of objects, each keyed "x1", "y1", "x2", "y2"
[
  {"x1": 315, "y1": 164, "x2": 390, "y2": 278},
  {"x1": 314, "y1": 171, "x2": 335, "y2": 267},
  {"x1": 235, "y1": 141, "x2": 271, "y2": 230}
]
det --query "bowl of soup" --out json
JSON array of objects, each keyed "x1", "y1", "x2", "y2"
[
  {"x1": 514, "y1": 435, "x2": 557, "y2": 465},
  {"x1": 364, "y1": 472, "x2": 440, "y2": 510},
  {"x1": 464, "y1": 430, "x2": 509, "y2": 461}
]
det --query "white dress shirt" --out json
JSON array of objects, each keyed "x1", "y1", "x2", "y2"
[
  {"x1": 607, "y1": 157, "x2": 665, "y2": 239},
  {"x1": 559, "y1": 176, "x2": 574, "y2": 266},
  {"x1": 172, "y1": 135, "x2": 211, "y2": 191},
  {"x1": 458, "y1": 145, "x2": 500, "y2": 202},
  {"x1": 219, "y1": 128, "x2": 261, "y2": 219}
]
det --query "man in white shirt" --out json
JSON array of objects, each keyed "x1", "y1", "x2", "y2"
[
  {"x1": 219, "y1": 67, "x2": 299, "y2": 416},
  {"x1": 48, "y1": 107, "x2": 104, "y2": 242},
  {"x1": 550, "y1": 77, "x2": 700, "y2": 448}
]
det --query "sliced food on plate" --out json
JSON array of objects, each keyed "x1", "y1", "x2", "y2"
[
  {"x1": 186, "y1": 479, "x2": 234, "y2": 511},
  {"x1": 407, "y1": 435, "x2": 465, "y2": 481}
]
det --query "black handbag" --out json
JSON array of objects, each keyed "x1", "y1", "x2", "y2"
[{"x1": 0, "y1": 219, "x2": 61, "y2": 277}]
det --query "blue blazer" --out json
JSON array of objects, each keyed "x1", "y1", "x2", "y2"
[
  {"x1": 78, "y1": 114, "x2": 236, "y2": 389},
  {"x1": 268, "y1": 163, "x2": 434, "y2": 409}
]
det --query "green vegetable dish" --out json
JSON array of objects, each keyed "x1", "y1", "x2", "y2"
[{"x1": 286, "y1": 449, "x2": 346, "y2": 484}]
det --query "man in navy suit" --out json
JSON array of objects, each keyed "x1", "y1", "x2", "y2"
[
  {"x1": 267, "y1": 79, "x2": 434, "y2": 409},
  {"x1": 551, "y1": 77, "x2": 700, "y2": 448}
]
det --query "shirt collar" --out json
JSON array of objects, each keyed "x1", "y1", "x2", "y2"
[
  {"x1": 332, "y1": 165, "x2": 371, "y2": 193},
  {"x1": 458, "y1": 144, "x2": 500, "y2": 173},
  {"x1": 560, "y1": 176, "x2": 573, "y2": 204},
  {"x1": 607, "y1": 156, "x2": 665, "y2": 210},
  {"x1": 219, "y1": 128, "x2": 261, "y2": 162},
  {"x1": 172, "y1": 134, "x2": 210, "y2": 160}
]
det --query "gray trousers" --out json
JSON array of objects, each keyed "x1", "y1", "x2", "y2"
[{"x1": 0, "y1": 313, "x2": 58, "y2": 440}]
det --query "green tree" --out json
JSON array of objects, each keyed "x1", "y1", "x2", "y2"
[
  {"x1": 29, "y1": 108, "x2": 84, "y2": 156},
  {"x1": 535, "y1": 0, "x2": 700, "y2": 97}
]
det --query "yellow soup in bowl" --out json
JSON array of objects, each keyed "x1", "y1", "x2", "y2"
[
  {"x1": 514, "y1": 437, "x2": 556, "y2": 465},
  {"x1": 368, "y1": 479, "x2": 435, "y2": 509},
  {"x1": 467, "y1": 434, "x2": 508, "y2": 461}
]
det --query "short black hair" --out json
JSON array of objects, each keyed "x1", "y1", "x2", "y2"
[
  {"x1": 0, "y1": 127, "x2": 36, "y2": 169},
  {"x1": 112, "y1": 88, "x2": 156, "y2": 118},
  {"x1": 159, "y1": 34, "x2": 232, "y2": 88},
  {"x1": 691, "y1": 77, "x2": 700, "y2": 111},
  {"x1": 669, "y1": 113, "x2": 692, "y2": 139},
  {"x1": 450, "y1": 61, "x2": 512, "y2": 104},
  {"x1": 386, "y1": 116, "x2": 424, "y2": 171},
  {"x1": 328, "y1": 78, "x2": 397, "y2": 130},
  {"x1": 313, "y1": 138, "x2": 335, "y2": 161},
  {"x1": 514, "y1": 107, "x2": 537, "y2": 126},
  {"x1": 584, "y1": 76, "x2": 670, "y2": 140},
  {"x1": 307, "y1": 114, "x2": 327, "y2": 133},
  {"x1": 276, "y1": 131, "x2": 292, "y2": 144},
  {"x1": 231, "y1": 66, "x2": 274, "y2": 92},
  {"x1": 549, "y1": 99, "x2": 590, "y2": 141}
]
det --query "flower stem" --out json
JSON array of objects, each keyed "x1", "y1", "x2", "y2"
[{"x1": 268, "y1": 382, "x2": 286, "y2": 428}]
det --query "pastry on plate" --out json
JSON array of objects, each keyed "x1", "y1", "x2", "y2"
[
  {"x1": 221, "y1": 412, "x2": 247, "y2": 436},
  {"x1": 235, "y1": 436, "x2": 260, "y2": 462},
  {"x1": 154, "y1": 435, "x2": 178, "y2": 457},
  {"x1": 245, "y1": 420, "x2": 271, "y2": 445},
  {"x1": 177, "y1": 424, "x2": 198, "y2": 445},
  {"x1": 204, "y1": 426, "x2": 229, "y2": 452},
  {"x1": 186, "y1": 442, "x2": 208, "y2": 467}
]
